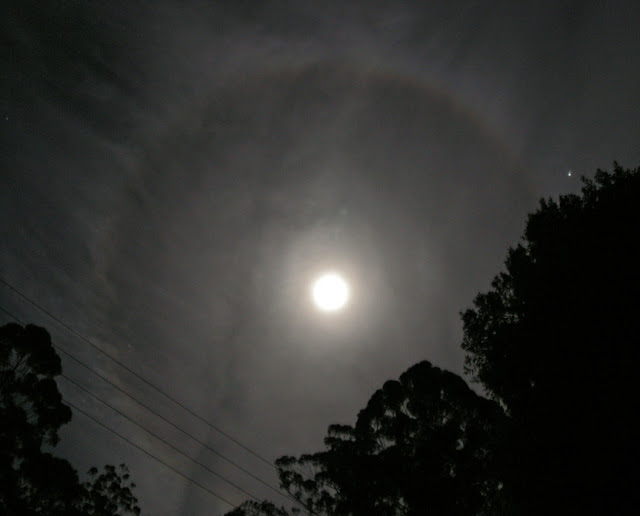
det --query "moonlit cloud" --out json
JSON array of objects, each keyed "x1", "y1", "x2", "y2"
[{"x1": 1, "y1": 1, "x2": 639, "y2": 514}]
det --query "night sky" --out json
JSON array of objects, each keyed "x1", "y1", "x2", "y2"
[{"x1": 2, "y1": 1, "x2": 639, "y2": 514}]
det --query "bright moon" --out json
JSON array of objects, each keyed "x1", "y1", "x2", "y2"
[{"x1": 312, "y1": 273, "x2": 350, "y2": 312}]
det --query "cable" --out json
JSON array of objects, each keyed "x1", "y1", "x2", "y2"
[
  {"x1": 62, "y1": 374, "x2": 261, "y2": 502},
  {"x1": 0, "y1": 304, "x2": 312, "y2": 511},
  {"x1": 63, "y1": 398, "x2": 238, "y2": 510},
  {"x1": 61, "y1": 373, "x2": 279, "y2": 504},
  {"x1": 0, "y1": 277, "x2": 277, "y2": 470},
  {"x1": 0, "y1": 305, "x2": 25, "y2": 324},
  {"x1": 57, "y1": 346, "x2": 303, "y2": 503},
  {"x1": 0, "y1": 307, "x2": 278, "y2": 508}
]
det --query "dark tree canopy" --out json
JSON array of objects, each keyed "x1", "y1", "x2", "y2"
[
  {"x1": 268, "y1": 362, "x2": 504, "y2": 516},
  {"x1": 225, "y1": 500, "x2": 295, "y2": 516},
  {"x1": 79, "y1": 464, "x2": 141, "y2": 516},
  {"x1": 461, "y1": 164, "x2": 640, "y2": 514},
  {"x1": 0, "y1": 323, "x2": 72, "y2": 455},
  {"x1": 0, "y1": 323, "x2": 75, "y2": 514},
  {"x1": 0, "y1": 323, "x2": 140, "y2": 515}
]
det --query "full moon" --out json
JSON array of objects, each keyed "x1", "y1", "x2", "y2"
[{"x1": 311, "y1": 273, "x2": 350, "y2": 312}]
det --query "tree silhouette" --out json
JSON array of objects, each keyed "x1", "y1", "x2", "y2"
[
  {"x1": 283, "y1": 361, "x2": 506, "y2": 516},
  {"x1": 461, "y1": 163, "x2": 640, "y2": 514},
  {"x1": 0, "y1": 323, "x2": 140, "y2": 515},
  {"x1": 227, "y1": 362, "x2": 506, "y2": 516},
  {"x1": 225, "y1": 500, "x2": 295, "y2": 516},
  {"x1": 79, "y1": 464, "x2": 140, "y2": 516}
]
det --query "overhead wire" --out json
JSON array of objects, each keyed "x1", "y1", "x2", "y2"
[
  {"x1": 0, "y1": 277, "x2": 278, "y2": 470},
  {"x1": 64, "y1": 398, "x2": 239, "y2": 510},
  {"x1": 56, "y1": 345, "x2": 301, "y2": 505},
  {"x1": 1, "y1": 304, "x2": 241, "y2": 510},
  {"x1": 0, "y1": 297, "x2": 313, "y2": 512},
  {"x1": 60, "y1": 374, "x2": 262, "y2": 503},
  {"x1": 61, "y1": 373, "x2": 308, "y2": 508}
]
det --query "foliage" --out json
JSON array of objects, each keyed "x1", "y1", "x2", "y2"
[
  {"x1": 79, "y1": 464, "x2": 141, "y2": 516},
  {"x1": 0, "y1": 323, "x2": 72, "y2": 455},
  {"x1": 274, "y1": 361, "x2": 505, "y2": 516},
  {"x1": 0, "y1": 323, "x2": 76, "y2": 514},
  {"x1": 461, "y1": 164, "x2": 640, "y2": 513},
  {"x1": 225, "y1": 500, "x2": 295, "y2": 516},
  {"x1": 0, "y1": 323, "x2": 140, "y2": 515}
]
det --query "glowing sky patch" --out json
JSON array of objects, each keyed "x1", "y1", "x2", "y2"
[{"x1": 312, "y1": 273, "x2": 350, "y2": 311}]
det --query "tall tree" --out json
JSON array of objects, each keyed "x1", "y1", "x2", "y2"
[
  {"x1": 0, "y1": 323, "x2": 140, "y2": 515},
  {"x1": 461, "y1": 164, "x2": 640, "y2": 514},
  {"x1": 0, "y1": 323, "x2": 75, "y2": 513},
  {"x1": 263, "y1": 361, "x2": 504, "y2": 516},
  {"x1": 78, "y1": 464, "x2": 140, "y2": 516}
]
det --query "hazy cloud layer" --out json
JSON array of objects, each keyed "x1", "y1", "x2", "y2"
[{"x1": 2, "y1": 1, "x2": 639, "y2": 514}]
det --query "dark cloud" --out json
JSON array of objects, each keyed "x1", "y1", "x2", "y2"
[{"x1": 2, "y1": 1, "x2": 639, "y2": 514}]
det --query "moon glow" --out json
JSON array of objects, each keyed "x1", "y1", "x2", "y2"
[{"x1": 312, "y1": 273, "x2": 350, "y2": 312}]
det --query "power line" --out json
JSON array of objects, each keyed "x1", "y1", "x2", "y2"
[
  {"x1": 0, "y1": 307, "x2": 272, "y2": 509},
  {"x1": 62, "y1": 374, "x2": 262, "y2": 502},
  {"x1": 61, "y1": 373, "x2": 277, "y2": 504},
  {"x1": 0, "y1": 302, "x2": 311, "y2": 511},
  {"x1": 63, "y1": 398, "x2": 238, "y2": 510},
  {"x1": 0, "y1": 277, "x2": 277, "y2": 470},
  {"x1": 57, "y1": 346, "x2": 301, "y2": 505},
  {"x1": 0, "y1": 305, "x2": 25, "y2": 324}
]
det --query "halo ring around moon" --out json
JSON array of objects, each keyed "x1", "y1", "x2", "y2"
[{"x1": 93, "y1": 59, "x2": 532, "y2": 332}]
